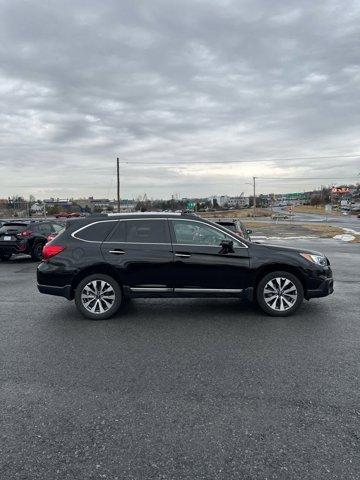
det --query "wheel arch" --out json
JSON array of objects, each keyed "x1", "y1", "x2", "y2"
[
  {"x1": 253, "y1": 263, "x2": 306, "y2": 298},
  {"x1": 70, "y1": 263, "x2": 123, "y2": 299},
  {"x1": 31, "y1": 238, "x2": 46, "y2": 250}
]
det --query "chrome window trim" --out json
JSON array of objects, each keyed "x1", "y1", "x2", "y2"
[
  {"x1": 71, "y1": 220, "x2": 118, "y2": 243},
  {"x1": 72, "y1": 217, "x2": 248, "y2": 248},
  {"x1": 170, "y1": 218, "x2": 248, "y2": 249},
  {"x1": 103, "y1": 241, "x2": 172, "y2": 245},
  {"x1": 72, "y1": 218, "x2": 170, "y2": 244}
]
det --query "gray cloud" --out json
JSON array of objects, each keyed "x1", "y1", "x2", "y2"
[{"x1": 0, "y1": 0, "x2": 359, "y2": 199}]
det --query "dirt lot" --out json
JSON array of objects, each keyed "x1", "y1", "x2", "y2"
[
  {"x1": 285, "y1": 205, "x2": 341, "y2": 216},
  {"x1": 200, "y1": 208, "x2": 271, "y2": 219},
  {"x1": 244, "y1": 221, "x2": 360, "y2": 243}
]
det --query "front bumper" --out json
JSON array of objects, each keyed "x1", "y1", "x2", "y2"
[
  {"x1": 306, "y1": 277, "x2": 334, "y2": 299},
  {"x1": 37, "y1": 283, "x2": 72, "y2": 300}
]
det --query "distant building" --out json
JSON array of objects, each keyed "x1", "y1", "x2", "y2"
[
  {"x1": 44, "y1": 198, "x2": 73, "y2": 208},
  {"x1": 209, "y1": 194, "x2": 249, "y2": 208},
  {"x1": 73, "y1": 197, "x2": 136, "y2": 213},
  {"x1": 30, "y1": 202, "x2": 44, "y2": 213},
  {"x1": 227, "y1": 196, "x2": 250, "y2": 208}
]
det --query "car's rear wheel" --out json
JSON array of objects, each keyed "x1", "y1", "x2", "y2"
[
  {"x1": 0, "y1": 252, "x2": 12, "y2": 261},
  {"x1": 31, "y1": 242, "x2": 44, "y2": 261},
  {"x1": 75, "y1": 274, "x2": 122, "y2": 320},
  {"x1": 256, "y1": 271, "x2": 303, "y2": 317}
]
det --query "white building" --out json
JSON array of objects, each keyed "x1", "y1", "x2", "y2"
[
  {"x1": 209, "y1": 194, "x2": 249, "y2": 208},
  {"x1": 30, "y1": 202, "x2": 45, "y2": 213}
]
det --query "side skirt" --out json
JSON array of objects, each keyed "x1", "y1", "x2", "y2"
[{"x1": 124, "y1": 286, "x2": 254, "y2": 299}]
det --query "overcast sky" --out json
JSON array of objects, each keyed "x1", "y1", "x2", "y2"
[{"x1": 0, "y1": 0, "x2": 359, "y2": 200}]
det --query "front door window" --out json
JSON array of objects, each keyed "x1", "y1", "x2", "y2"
[{"x1": 172, "y1": 220, "x2": 242, "y2": 247}]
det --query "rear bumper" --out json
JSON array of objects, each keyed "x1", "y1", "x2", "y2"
[
  {"x1": 37, "y1": 283, "x2": 72, "y2": 300},
  {"x1": 0, "y1": 241, "x2": 28, "y2": 254},
  {"x1": 0, "y1": 244, "x2": 20, "y2": 254},
  {"x1": 306, "y1": 278, "x2": 334, "y2": 299}
]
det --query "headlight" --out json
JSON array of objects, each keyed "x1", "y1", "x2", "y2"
[{"x1": 300, "y1": 253, "x2": 328, "y2": 266}]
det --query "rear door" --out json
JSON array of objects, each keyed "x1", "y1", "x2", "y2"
[
  {"x1": 169, "y1": 219, "x2": 250, "y2": 291},
  {"x1": 101, "y1": 218, "x2": 174, "y2": 293}
]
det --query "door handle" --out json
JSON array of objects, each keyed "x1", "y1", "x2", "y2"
[
  {"x1": 175, "y1": 253, "x2": 191, "y2": 258},
  {"x1": 109, "y1": 249, "x2": 125, "y2": 255}
]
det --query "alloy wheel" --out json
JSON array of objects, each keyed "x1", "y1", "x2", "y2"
[
  {"x1": 263, "y1": 277, "x2": 298, "y2": 312},
  {"x1": 81, "y1": 280, "x2": 116, "y2": 314}
]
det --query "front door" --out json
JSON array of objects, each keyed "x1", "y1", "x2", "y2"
[
  {"x1": 101, "y1": 218, "x2": 174, "y2": 293},
  {"x1": 169, "y1": 219, "x2": 250, "y2": 292}
]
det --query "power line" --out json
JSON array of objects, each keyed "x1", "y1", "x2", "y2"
[
  {"x1": 257, "y1": 177, "x2": 356, "y2": 180},
  {"x1": 114, "y1": 153, "x2": 360, "y2": 165}
]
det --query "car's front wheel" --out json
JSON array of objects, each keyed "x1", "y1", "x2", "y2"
[
  {"x1": 75, "y1": 274, "x2": 122, "y2": 320},
  {"x1": 256, "y1": 271, "x2": 304, "y2": 317},
  {"x1": 0, "y1": 252, "x2": 12, "y2": 261}
]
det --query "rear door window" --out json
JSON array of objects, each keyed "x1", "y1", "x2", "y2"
[
  {"x1": 52, "y1": 223, "x2": 64, "y2": 233},
  {"x1": 107, "y1": 219, "x2": 170, "y2": 244},
  {"x1": 0, "y1": 223, "x2": 28, "y2": 234},
  {"x1": 37, "y1": 223, "x2": 53, "y2": 236},
  {"x1": 125, "y1": 220, "x2": 170, "y2": 244},
  {"x1": 74, "y1": 221, "x2": 117, "y2": 242},
  {"x1": 106, "y1": 221, "x2": 126, "y2": 242}
]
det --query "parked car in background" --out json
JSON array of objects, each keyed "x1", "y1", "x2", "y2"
[
  {"x1": 55, "y1": 212, "x2": 81, "y2": 219},
  {"x1": 37, "y1": 212, "x2": 333, "y2": 320},
  {"x1": 0, "y1": 220, "x2": 64, "y2": 261},
  {"x1": 271, "y1": 213, "x2": 290, "y2": 220},
  {"x1": 215, "y1": 219, "x2": 252, "y2": 240}
]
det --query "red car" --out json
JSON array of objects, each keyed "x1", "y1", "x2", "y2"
[{"x1": 55, "y1": 212, "x2": 81, "y2": 219}]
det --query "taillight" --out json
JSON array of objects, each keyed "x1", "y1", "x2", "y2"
[
  {"x1": 42, "y1": 244, "x2": 65, "y2": 260},
  {"x1": 20, "y1": 229, "x2": 32, "y2": 237}
]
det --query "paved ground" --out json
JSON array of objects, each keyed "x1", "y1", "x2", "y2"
[
  {"x1": 1, "y1": 239, "x2": 360, "y2": 480},
  {"x1": 274, "y1": 208, "x2": 360, "y2": 231}
]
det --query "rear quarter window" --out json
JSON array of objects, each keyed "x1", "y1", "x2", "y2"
[{"x1": 74, "y1": 221, "x2": 116, "y2": 242}]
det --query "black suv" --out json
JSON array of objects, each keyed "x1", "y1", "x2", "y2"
[
  {"x1": 0, "y1": 220, "x2": 64, "y2": 261},
  {"x1": 37, "y1": 213, "x2": 333, "y2": 319}
]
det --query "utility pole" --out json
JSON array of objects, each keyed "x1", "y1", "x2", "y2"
[
  {"x1": 253, "y1": 176, "x2": 256, "y2": 218},
  {"x1": 117, "y1": 157, "x2": 120, "y2": 213}
]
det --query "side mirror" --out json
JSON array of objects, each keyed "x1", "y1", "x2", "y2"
[
  {"x1": 220, "y1": 239, "x2": 234, "y2": 253},
  {"x1": 246, "y1": 229, "x2": 252, "y2": 234}
]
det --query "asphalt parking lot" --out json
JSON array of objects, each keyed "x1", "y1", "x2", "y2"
[{"x1": 1, "y1": 239, "x2": 360, "y2": 480}]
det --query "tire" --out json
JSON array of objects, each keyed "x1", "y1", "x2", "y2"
[
  {"x1": 0, "y1": 252, "x2": 12, "y2": 261},
  {"x1": 75, "y1": 274, "x2": 122, "y2": 320},
  {"x1": 256, "y1": 271, "x2": 304, "y2": 317},
  {"x1": 31, "y1": 242, "x2": 44, "y2": 261}
]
